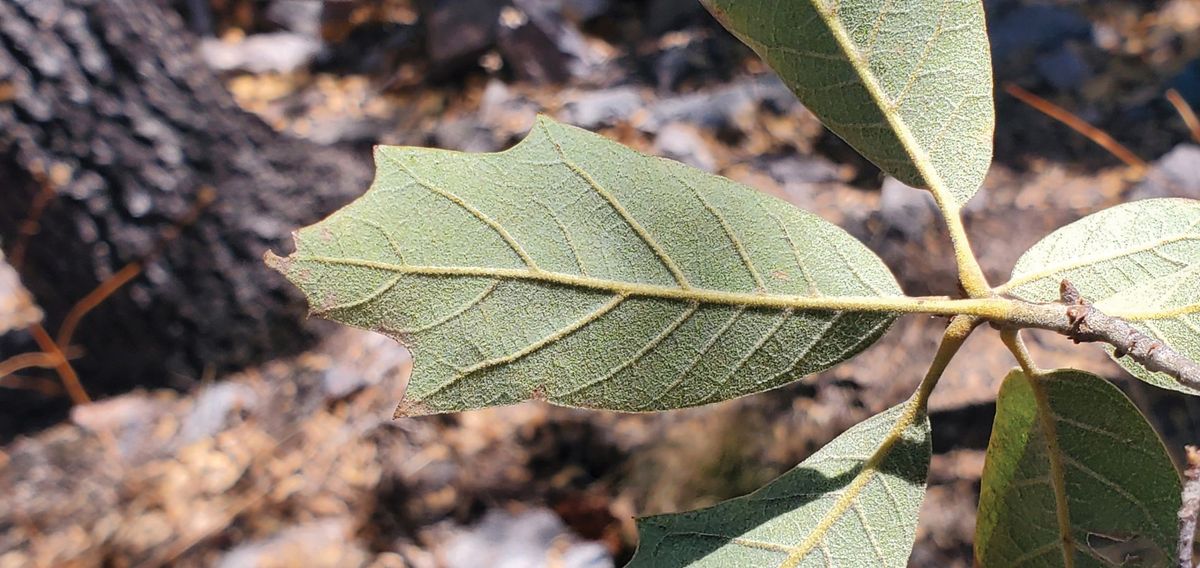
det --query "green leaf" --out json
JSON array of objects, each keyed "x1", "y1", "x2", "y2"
[
  {"x1": 702, "y1": 0, "x2": 994, "y2": 206},
  {"x1": 629, "y1": 400, "x2": 930, "y2": 567},
  {"x1": 268, "y1": 117, "x2": 902, "y2": 416},
  {"x1": 976, "y1": 369, "x2": 1180, "y2": 566},
  {"x1": 1000, "y1": 198, "x2": 1200, "y2": 395}
]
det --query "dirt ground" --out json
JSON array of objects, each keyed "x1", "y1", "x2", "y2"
[{"x1": 4, "y1": 0, "x2": 1200, "y2": 566}]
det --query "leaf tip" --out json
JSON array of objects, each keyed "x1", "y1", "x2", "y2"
[
  {"x1": 393, "y1": 397, "x2": 434, "y2": 419},
  {"x1": 263, "y1": 249, "x2": 291, "y2": 275},
  {"x1": 372, "y1": 143, "x2": 400, "y2": 163}
]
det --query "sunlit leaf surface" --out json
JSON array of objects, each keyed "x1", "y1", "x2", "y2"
[
  {"x1": 1002, "y1": 198, "x2": 1200, "y2": 394},
  {"x1": 269, "y1": 117, "x2": 902, "y2": 415},
  {"x1": 702, "y1": 0, "x2": 995, "y2": 205},
  {"x1": 976, "y1": 368, "x2": 1180, "y2": 566},
  {"x1": 630, "y1": 401, "x2": 930, "y2": 567}
]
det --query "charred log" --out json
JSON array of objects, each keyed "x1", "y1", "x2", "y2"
[{"x1": 0, "y1": 0, "x2": 370, "y2": 422}]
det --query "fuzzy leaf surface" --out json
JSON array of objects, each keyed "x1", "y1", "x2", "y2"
[
  {"x1": 268, "y1": 117, "x2": 902, "y2": 416},
  {"x1": 1001, "y1": 198, "x2": 1200, "y2": 394},
  {"x1": 629, "y1": 401, "x2": 930, "y2": 567},
  {"x1": 975, "y1": 369, "x2": 1180, "y2": 566},
  {"x1": 702, "y1": 0, "x2": 994, "y2": 205}
]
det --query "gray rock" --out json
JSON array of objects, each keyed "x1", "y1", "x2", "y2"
[
  {"x1": 70, "y1": 394, "x2": 171, "y2": 460},
  {"x1": 265, "y1": 0, "x2": 323, "y2": 37},
  {"x1": 431, "y1": 81, "x2": 540, "y2": 152},
  {"x1": 434, "y1": 118, "x2": 502, "y2": 153},
  {"x1": 654, "y1": 122, "x2": 716, "y2": 172},
  {"x1": 765, "y1": 156, "x2": 846, "y2": 185},
  {"x1": 199, "y1": 32, "x2": 321, "y2": 74},
  {"x1": 0, "y1": 249, "x2": 40, "y2": 335},
  {"x1": 443, "y1": 509, "x2": 613, "y2": 568},
  {"x1": 1129, "y1": 144, "x2": 1200, "y2": 200},
  {"x1": 560, "y1": 87, "x2": 643, "y2": 129},
  {"x1": 879, "y1": 177, "x2": 939, "y2": 242},
  {"x1": 321, "y1": 329, "x2": 412, "y2": 400},
  {"x1": 498, "y1": 0, "x2": 597, "y2": 84},
  {"x1": 641, "y1": 76, "x2": 796, "y2": 132},
  {"x1": 562, "y1": 0, "x2": 612, "y2": 22},
  {"x1": 757, "y1": 155, "x2": 848, "y2": 209},
  {"x1": 218, "y1": 518, "x2": 367, "y2": 568},
  {"x1": 1034, "y1": 45, "x2": 1091, "y2": 91},
  {"x1": 179, "y1": 382, "x2": 260, "y2": 443},
  {"x1": 420, "y1": 0, "x2": 502, "y2": 66},
  {"x1": 71, "y1": 395, "x2": 161, "y2": 433},
  {"x1": 479, "y1": 80, "x2": 540, "y2": 137},
  {"x1": 988, "y1": 6, "x2": 1090, "y2": 63}
]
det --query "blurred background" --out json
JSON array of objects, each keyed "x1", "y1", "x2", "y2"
[{"x1": 1, "y1": 0, "x2": 1200, "y2": 566}]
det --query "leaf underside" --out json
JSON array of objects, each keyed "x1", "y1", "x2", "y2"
[
  {"x1": 975, "y1": 369, "x2": 1179, "y2": 567},
  {"x1": 630, "y1": 401, "x2": 930, "y2": 568},
  {"x1": 702, "y1": 0, "x2": 994, "y2": 205},
  {"x1": 1002, "y1": 198, "x2": 1200, "y2": 395},
  {"x1": 268, "y1": 117, "x2": 901, "y2": 416}
]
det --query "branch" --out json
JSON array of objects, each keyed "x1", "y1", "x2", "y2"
[
  {"x1": 1004, "y1": 280, "x2": 1200, "y2": 391},
  {"x1": 1182, "y1": 446, "x2": 1200, "y2": 568}
]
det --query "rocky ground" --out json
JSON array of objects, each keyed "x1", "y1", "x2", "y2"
[{"x1": 4, "y1": 0, "x2": 1200, "y2": 566}]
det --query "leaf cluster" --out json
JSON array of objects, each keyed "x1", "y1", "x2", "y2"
[{"x1": 267, "y1": 1, "x2": 1199, "y2": 565}]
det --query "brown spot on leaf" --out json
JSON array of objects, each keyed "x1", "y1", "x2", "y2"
[
  {"x1": 319, "y1": 290, "x2": 340, "y2": 313},
  {"x1": 530, "y1": 384, "x2": 548, "y2": 402}
]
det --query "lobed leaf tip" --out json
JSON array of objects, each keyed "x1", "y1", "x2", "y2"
[
  {"x1": 263, "y1": 249, "x2": 291, "y2": 275},
  {"x1": 393, "y1": 398, "x2": 433, "y2": 419}
]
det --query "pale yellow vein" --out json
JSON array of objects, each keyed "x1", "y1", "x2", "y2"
[
  {"x1": 383, "y1": 153, "x2": 539, "y2": 270},
  {"x1": 671, "y1": 169, "x2": 767, "y2": 290},
  {"x1": 1008, "y1": 542, "x2": 1061, "y2": 567},
  {"x1": 1060, "y1": 454, "x2": 1162, "y2": 533},
  {"x1": 559, "y1": 302, "x2": 700, "y2": 398},
  {"x1": 698, "y1": 308, "x2": 794, "y2": 404},
  {"x1": 531, "y1": 196, "x2": 588, "y2": 275},
  {"x1": 342, "y1": 212, "x2": 407, "y2": 264},
  {"x1": 850, "y1": 501, "x2": 886, "y2": 563},
  {"x1": 641, "y1": 306, "x2": 747, "y2": 410},
  {"x1": 312, "y1": 274, "x2": 403, "y2": 316},
  {"x1": 456, "y1": 294, "x2": 625, "y2": 377},
  {"x1": 1000, "y1": 234, "x2": 1200, "y2": 293},
  {"x1": 763, "y1": 206, "x2": 822, "y2": 296},
  {"x1": 396, "y1": 280, "x2": 500, "y2": 335},
  {"x1": 1050, "y1": 412, "x2": 1157, "y2": 460},
  {"x1": 537, "y1": 120, "x2": 692, "y2": 289},
  {"x1": 1030, "y1": 376, "x2": 1076, "y2": 568},
  {"x1": 295, "y1": 256, "x2": 1003, "y2": 317},
  {"x1": 416, "y1": 295, "x2": 624, "y2": 401}
]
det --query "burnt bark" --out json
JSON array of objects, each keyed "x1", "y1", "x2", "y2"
[{"x1": 0, "y1": 0, "x2": 371, "y2": 415}]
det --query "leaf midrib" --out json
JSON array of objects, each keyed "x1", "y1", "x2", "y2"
[
  {"x1": 641, "y1": 401, "x2": 924, "y2": 567},
  {"x1": 1029, "y1": 374, "x2": 1077, "y2": 568},
  {"x1": 807, "y1": 0, "x2": 957, "y2": 209},
  {"x1": 779, "y1": 396, "x2": 925, "y2": 568},
  {"x1": 999, "y1": 233, "x2": 1200, "y2": 294},
  {"x1": 1000, "y1": 232, "x2": 1200, "y2": 322},
  {"x1": 1022, "y1": 373, "x2": 1179, "y2": 566},
  {"x1": 294, "y1": 255, "x2": 1020, "y2": 318}
]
